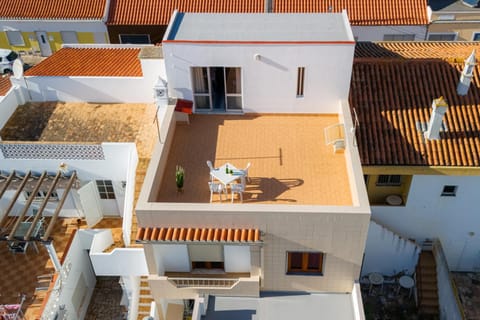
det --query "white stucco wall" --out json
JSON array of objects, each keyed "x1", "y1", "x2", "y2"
[
  {"x1": 361, "y1": 220, "x2": 420, "y2": 277},
  {"x1": 0, "y1": 86, "x2": 26, "y2": 129},
  {"x1": 0, "y1": 20, "x2": 107, "y2": 35},
  {"x1": 0, "y1": 143, "x2": 137, "y2": 218},
  {"x1": 224, "y1": 245, "x2": 251, "y2": 273},
  {"x1": 352, "y1": 25, "x2": 428, "y2": 41},
  {"x1": 372, "y1": 174, "x2": 480, "y2": 271},
  {"x1": 42, "y1": 231, "x2": 96, "y2": 320},
  {"x1": 25, "y1": 76, "x2": 154, "y2": 103},
  {"x1": 153, "y1": 244, "x2": 190, "y2": 274},
  {"x1": 162, "y1": 43, "x2": 355, "y2": 113}
]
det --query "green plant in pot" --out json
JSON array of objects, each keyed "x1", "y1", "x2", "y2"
[{"x1": 176, "y1": 165, "x2": 185, "y2": 192}]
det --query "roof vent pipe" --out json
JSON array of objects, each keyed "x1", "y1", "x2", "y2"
[
  {"x1": 425, "y1": 97, "x2": 448, "y2": 140},
  {"x1": 457, "y1": 49, "x2": 476, "y2": 96}
]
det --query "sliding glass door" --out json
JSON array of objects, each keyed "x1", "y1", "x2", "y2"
[{"x1": 191, "y1": 67, "x2": 242, "y2": 112}]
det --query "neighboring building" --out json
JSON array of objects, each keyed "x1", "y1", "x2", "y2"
[
  {"x1": 106, "y1": 0, "x2": 265, "y2": 44},
  {"x1": 352, "y1": 41, "x2": 480, "y2": 272},
  {"x1": 0, "y1": 45, "x2": 163, "y2": 319},
  {"x1": 135, "y1": 11, "x2": 370, "y2": 319},
  {"x1": 106, "y1": 0, "x2": 429, "y2": 44},
  {"x1": 0, "y1": 0, "x2": 109, "y2": 56},
  {"x1": 273, "y1": 0, "x2": 430, "y2": 41},
  {"x1": 428, "y1": 0, "x2": 480, "y2": 41}
]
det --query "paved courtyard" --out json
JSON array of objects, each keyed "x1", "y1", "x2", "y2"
[{"x1": 85, "y1": 277, "x2": 125, "y2": 320}]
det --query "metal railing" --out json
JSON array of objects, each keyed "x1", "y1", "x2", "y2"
[{"x1": 168, "y1": 277, "x2": 239, "y2": 289}]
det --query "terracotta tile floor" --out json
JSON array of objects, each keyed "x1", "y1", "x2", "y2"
[
  {"x1": 0, "y1": 218, "x2": 79, "y2": 319},
  {"x1": 0, "y1": 217, "x2": 130, "y2": 319},
  {"x1": 156, "y1": 114, "x2": 352, "y2": 205}
]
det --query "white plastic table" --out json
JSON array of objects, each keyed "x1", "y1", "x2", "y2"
[
  {"x1": 398, "y1": 275, "x2": 415, "y2": 297},
  {"x1": 210, "y1": 163, "x2": 243, "y2": 186},
  {"x1": 368, "y1": 272, "x2": 384, "y2": 294}
]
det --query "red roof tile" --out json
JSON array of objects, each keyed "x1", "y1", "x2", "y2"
[
  {"x1": 24, "y1": 48, "x2": 142, "y2": 77},
  {"x1": 136, "y1": 227, "x2": 261, "y2": 243},
  {"x1": 107, "y1": 0, "x2": 265, "y2": 25},
  {"x1": 355, "y1": 41, "x2": 480, "y2": 60},
  {"x1": 350, "y1": 42, "x2": 480, "y2": 167},
  {"x1": 274, "y1": 0, "x2": 428, "y2": 26},
  {"x1": 0, "y1": 76, "x2": 11, "y2": 96},
  {"x1": 0, "y1": 0, "x2": 107, "y2": 19}
]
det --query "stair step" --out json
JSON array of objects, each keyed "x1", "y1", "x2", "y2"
[
  {"x1": 420, "y1": 297, "x2": 439, "y2": 307},
  {"x1": 418, "y1": 290, "x2": 438, "y2": 299},
  {"x1": 140, "y1": 297, "x2": 153, "y2": 304},
  {"x1": 417, "y1": 273, "x2": 437, "y2": 283},
  {"x1": 138, "y1": 305, "x2": 151, "y2": 313},
  {"x1": 140, "y1": 289, "x2": 151, "y2": 295},
  {"x1": 420, "y1": 305, "x2": 439, "y2": 315}
]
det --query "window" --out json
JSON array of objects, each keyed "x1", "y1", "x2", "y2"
[
  {"x1": 473, "y1": 33, "x2": 480, "y2": 41},
  {"x1": 287, "y1": 251, "x2": 324, "y2": 275},
  {"x1": 61, "y1": 31, "x2": 78, "y2": 44},
  {"x1": 25, "y1": 190, "x2": 59, "y2": 201},
  {"x1": 296, "y1": 67, "x2": 305, "y2": 97},
  {"x1": 441, "y1": 185, "x2": 457, "y2": 197},
  {"x1": 96, "y1": 180, "x2": 116, "y2": 199},
  {"x1": 191, "y1": 261, "x2": 225, "y2": 269},
  {"x1": 6, "y1": 31, "x2": 25, "y2": 46},
  {"x1": 189, "y1": 244, "x2": 224, "y2": 270},
  {"x1": 383, "y1": 34, "x2": 415, "y2": 41},
  {"x1": 364, "y1": 175, "x2": 369, "y2": 186},
  {"x1": 119, "y1": 34, "x2": 150, "y2": 44},
  {"x1": 191, "y1": 66, "x2": 243, "y2": 111},
  {"x1": 225, "y1": 67, "x2": 242, "y2": 110},
  {"x1": 376, "y1": 175, "x2": 401, "y2": 186},
  {"x1": 427, "y1": 33, "x2": 457, "y2": 41}
]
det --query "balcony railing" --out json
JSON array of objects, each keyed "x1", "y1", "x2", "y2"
[{"x1": 168, "y1": 277, "x2": 239, "y2": 289}]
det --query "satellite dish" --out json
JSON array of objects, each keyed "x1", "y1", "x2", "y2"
[{"x1": 12, "y1": 59, "x2": 23, "y2": 79}]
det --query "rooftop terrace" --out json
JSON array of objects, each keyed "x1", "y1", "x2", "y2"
[
  {"x1": 0, "y1": 102, "x2": 156, "y2": 158},
  {"x1": 154, "y1": 114, "x2": 352, "y2": 205}
]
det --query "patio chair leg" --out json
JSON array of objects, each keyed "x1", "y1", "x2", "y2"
[{"x1": 210, "y1": 192, "x2": 213, "y2": 203}]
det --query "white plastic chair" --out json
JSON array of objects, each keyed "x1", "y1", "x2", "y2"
[
  {"x1": 230, "y1": 175, "x2": 246, "y2": 203},
  {"x1": 239, "y1": 162, "x2": 251, "y2": 182},
  {"x1": 206, "y1": 160, "x2": 215, "y2": 171},
  {"x1": 209, "y1": 181, "x2": 226, "y2": 203}
]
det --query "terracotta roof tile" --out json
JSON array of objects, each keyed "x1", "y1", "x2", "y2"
[
  {"x1": 350, "y1": 42, "x2": 480, "y2": 167},
  {"x1": 274, "y1": 0, "x2": 428, "y2": 26},
  {"x1": 0, "y1": 0, "x2": 107, "y2": 19},
  {"x1": 24, "y1": 48, "x2": 142, "y2": 77},
  {"x1": 0, "y1": 76, "x2": 11, "y2": 96},
  {"x1": 136, "y1": 227, "x2": 261, "y2": 243},
  {"x1": 355, "y1": 41, "x2": 480, "y2": 60},
  {"x1": 107, "y1": 0, "x2": 265, "y2": 25}
]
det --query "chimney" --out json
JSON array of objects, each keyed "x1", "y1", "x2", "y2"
[
  {"x1": 457, "y1": 49, "x2": 476, "y2": 96},
  {"x1": 425, "y1": 97, "x2": 448, "y2": 140}
]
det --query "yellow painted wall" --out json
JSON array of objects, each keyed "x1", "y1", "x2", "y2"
[
  {"x1": 428, "y1": 23, "x2": 480, "y2": 41},
  {"x1": 0, "y1": 31, "x2": 106, "y2": 54},
  {"x1": 430, "y1": 12, "x2": 480, "y2": 41},
  {"x1": 365, "y1": 174, "x2": 412, "y2": 205}
]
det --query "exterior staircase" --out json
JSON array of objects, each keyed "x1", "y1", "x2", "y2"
[
  {"x1": 137, "y1": 276, "x2": 154, "y2": 320},
  {"x1": 416, "y1": 251, "x2": 439, "y2": 317}
]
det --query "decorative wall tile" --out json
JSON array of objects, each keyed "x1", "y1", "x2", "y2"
[{"x1": 0, "y1": 144, "x2": 105, "y2": 160}]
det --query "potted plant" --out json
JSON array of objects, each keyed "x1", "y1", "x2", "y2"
[{"x1": 176, "y1": 165, "x2": 185, "y2": 193}]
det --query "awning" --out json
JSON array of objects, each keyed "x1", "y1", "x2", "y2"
[
  {"x1": 136, "y1": 227, "x2": 261, "y2": 243},
  {"x1": 174, "y1": 99, "x2": 193, "y2": 114}
]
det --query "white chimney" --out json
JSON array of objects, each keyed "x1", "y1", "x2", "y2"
[
  {"x1": 457, "y1": 49, "x2": 476, "y2": 96},
  {"x1": 425, "y1": 97, "x2": 448, "y2": 140},
  {"x1": 153, "y1": 76, "x2": 168, "y2": 107}
]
